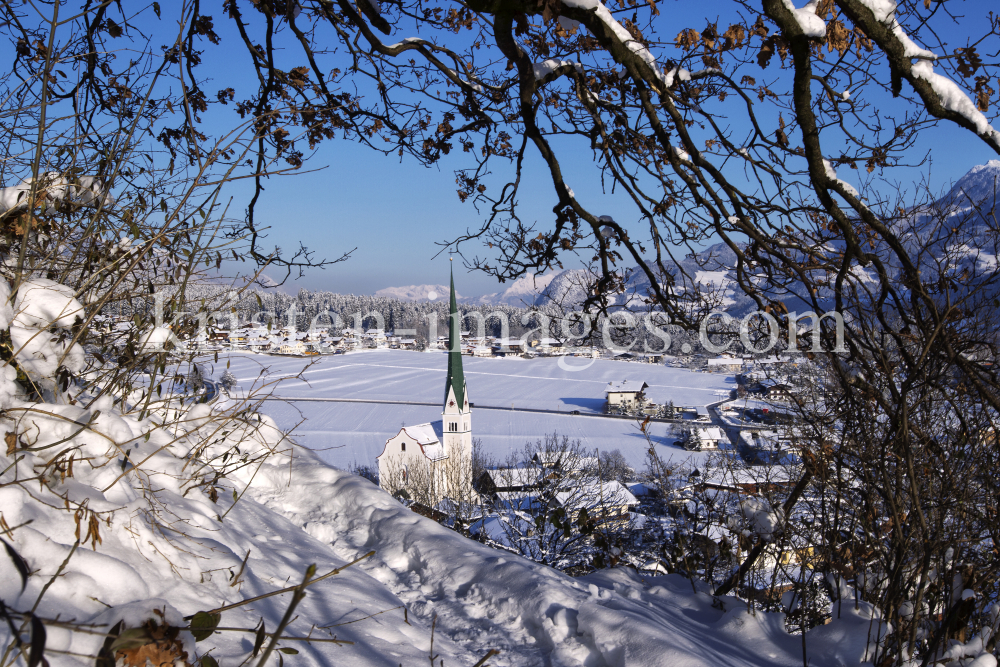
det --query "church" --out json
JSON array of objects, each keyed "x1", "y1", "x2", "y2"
[{"x1": 376, "y1": 265, "x2": 475, "y2": 505}]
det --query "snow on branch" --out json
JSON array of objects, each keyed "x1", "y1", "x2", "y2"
[
  {"x1": 0, "y1": 172, "x2": 112, "y2": 215},
  {"x1": 563, "y1": 0, "x2": 676, "y2": 90},
  {"x1": 840, "y1": 0, "x2": 1000, "y2": 153},
  {"x1": 780, "y1": 0, "x2": 826, "y2": 39},
  {"x1": 533, "y1": 59, "x2": 583, "y2": 81}
]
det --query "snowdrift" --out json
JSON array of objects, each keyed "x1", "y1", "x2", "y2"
[{"x1": 3, "y1": 428, "x2": 888, "y2": 667}]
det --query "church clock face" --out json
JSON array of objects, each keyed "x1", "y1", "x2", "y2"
[{"x1": 449, "y1": 400, "x2": 455, "y2": 407}]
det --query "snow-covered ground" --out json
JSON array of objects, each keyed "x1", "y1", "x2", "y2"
[
  {"x1": 0, "y1": 280, "x2": 889, "y2": 667},
  {"x1": 2, "y1": 442, "x2": 884, "y2": 667},
  {"x1": 221, "y1": 350, "x2": 736, "y2": 471}
]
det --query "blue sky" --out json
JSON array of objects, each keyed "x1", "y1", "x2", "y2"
[
  {"x1": 54, "y1": 2, "x2": 1000, "y2": 297},
  {"x1": 188, "y1": 1, "x2": 997, "y2": 297},
  {"x1": 232, "y1": 114, "x2": 997, "y2": 298}
]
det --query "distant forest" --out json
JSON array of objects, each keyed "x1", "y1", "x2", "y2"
[{"x1": 100, "y1": 284, "x2": 710, "y2": 355}]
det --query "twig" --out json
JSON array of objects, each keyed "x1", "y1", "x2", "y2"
[
  {"x1": 472, "y1": 649, "x2": 500, "y2": 667},
  {"x1": 255, "y1": 564, "x2": 314, "y2": 667},
  {"x1": 183, "y1": 627, "x2": 352, "y2": 646},
  {"x1": 230, "y1": 549, "x2": 251, "y2": 587},
  {"x1": 319, "y1": 605, "x2": 403, "y2": 628}
]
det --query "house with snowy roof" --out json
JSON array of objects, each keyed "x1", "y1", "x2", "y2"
[
  {"x1": 377, "y1": 265, "x2": 475, "y2": 505},
  {"x1": 681, "y1": 426, "x2": 729, "y2": 451},
  {"x1": 604, "y1": 380, "x2": 649, "y2": 411},
  {"x1": 553, "y1": 480, "x2": 639, "y2": 527},
  {"x1": 531, "y1": 451, "x2": 598, "y2": 472},
  {"x1": 492, "y1": 338, "x2": 528, "y2": 355},
  {"x1": 475, "y1": 467, "x2": 548, "y2": 500},
  {"x1": 707, "y1": 356, "x2": 743, "y2": 372},
  {"x1": 278, "y1": 340, "x2": 305, "y2": 355},
  {"x1": 364, "y1": 328, "x2": 387, "y2": 346}
]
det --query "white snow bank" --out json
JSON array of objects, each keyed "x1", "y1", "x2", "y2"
[
  {"x1": 0, "y1": 413, "x2": 477, "y2": 667},
  {"x1": 13, "y1": 278, "x2": 84, "y2": 330},
  {"x1": 140, "y1": 326, "x2": 177, "y2": 351},
  {"x1": 245, "y1": 452, "x2": 889, "y2": 666},
  {"x1": 9, "y1": 279, "x2": 86, "y2": 391}
]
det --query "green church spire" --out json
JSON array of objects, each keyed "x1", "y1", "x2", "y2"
[{"x1": 444, "y1": 260, "x2": 467, "y2": 411}]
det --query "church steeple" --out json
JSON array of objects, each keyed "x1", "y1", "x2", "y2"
[{"x1": 444, "y1": 260, "x2": 467, "y2": 412}]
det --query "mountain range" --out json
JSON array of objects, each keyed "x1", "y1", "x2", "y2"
[{"x1": 375, "y1": 160, "x2": 1000, "y2": 311}]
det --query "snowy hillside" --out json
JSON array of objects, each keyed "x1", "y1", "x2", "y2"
[
  {"x1": 1, "y1": 412, "x2": 885, "y2": 667},
  {"x1": 938, "y1": 159, "x2": 1000, "y2": 210}
]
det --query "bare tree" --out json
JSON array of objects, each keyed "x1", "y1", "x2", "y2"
[
  {"x1": 476, "y1": 434, "x2": 638, "y2": 571},
  {"x1": 0, "y1": 4, "x2": 354, "y2": 665},
  {"x1": 10, "y1": 1, "x2": 1000, "y2": 663}
]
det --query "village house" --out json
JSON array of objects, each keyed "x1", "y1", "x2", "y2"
[
  {"x1": 493, "y1": 338, "x2": 528, "y2": 356},
  {"x1": 604, "y1": 380, "x2": 649, "y2": 411},
  {"x1": 681, "y1": 426, "x2": 729, "y2": 451},
  {"x1": 747, "y1": 378, "x2": 795, "y2": 401},
  {"x1": 364, "y1": 328, "x2": 388, "y2": 347},
  {"x1": 707, "y1": 356, "x2": 744, "y2": 372},
  {"x1": 553, "y1": 480, "x2": 639, "y2": 528},
  {"x1": 530, "y1": 451, "x2": 598, "y2": 472},
  {"x1": 248, "y1": 337, "x2": 272, "y2": 353},
  {"x1": 532, "y1": 338, "x2": 567, "y2": 356},
  {"x1": 475, "y1": 467, "x2": 547, "y2": 500},
  {"x1": 278, "y1": 340, "x2": 305, "y2": 355}
]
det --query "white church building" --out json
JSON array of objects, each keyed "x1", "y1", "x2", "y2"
[{"x1": 377, "y1": 266, "x2": 475, "y2": 505}]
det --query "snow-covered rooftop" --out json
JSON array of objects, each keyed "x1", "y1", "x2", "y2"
[
  {"x1": 554, "y1": 479, "x2": 638, "y2": 509},
  {"x1": 606, "y1": 380, "x2": 649, "y2": 393},
  {"x1": 400, "y1": 422, "x2": 447, "y2": 460}
]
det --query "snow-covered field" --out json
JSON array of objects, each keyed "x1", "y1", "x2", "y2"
[{"x1": 222, "y1": 350, "x2": 736, "y2": 471}]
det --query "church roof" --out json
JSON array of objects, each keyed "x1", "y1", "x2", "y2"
[
  {"x1": 444, "y1": 264, "x2": 467, "y2": 411},
  {"x1": 399, "y1": 423, "x2": 447, "y2": 461}
]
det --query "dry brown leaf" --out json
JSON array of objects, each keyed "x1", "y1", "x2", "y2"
[
  {"x1": 827, "y1": 19, "x2": 850, "y2": 57},
  {"x1": 116, "y1": 621, "x2": 191, "y2": 667}
]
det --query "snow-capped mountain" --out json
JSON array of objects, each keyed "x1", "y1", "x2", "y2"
[
  {"x1": 490, "y1": 270, "x2": 559, "y2": 306},
  {"x1": 375, "y1": 270, "x2": 584, "y2": 307},
  {"x1": 488, "y1": 269, "x2": 593, "y2": 307},
  {"x1": 939, "y1": 159, "x2": 1000, "y2": 210},
  {"x1": 374, "y1": 284, "x2": 454, "y2": 302},
  {"x1": 375, "y1": 162, "x2": 1000, "y2": 314}
]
